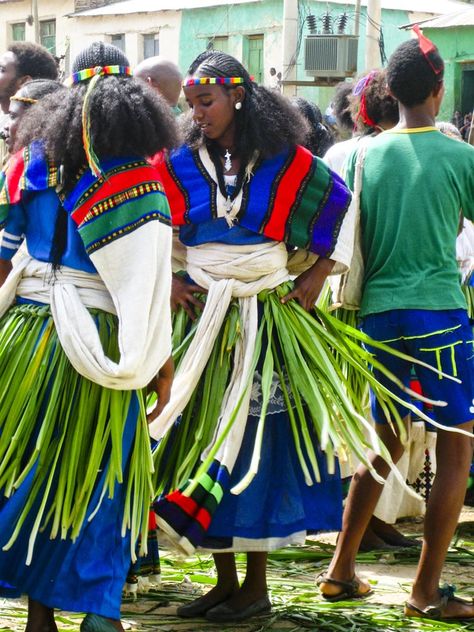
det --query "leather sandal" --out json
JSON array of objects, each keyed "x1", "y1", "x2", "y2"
[
  {"x1": 405, "y1": 584, "x2": 474, "y2": 621},
  {"x1": 316, "y1": 573, "x2": 373, "y2": 602}
]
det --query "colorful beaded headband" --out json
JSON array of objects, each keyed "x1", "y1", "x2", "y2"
[
  {"x1": 68, "y1": 65, "x2": 131, "y2": 178},
  {"x1": 183, "y1": 76, "x2": 246, "y2": 87},
  {"x1": 67, "y1": 64, "x2": 132, "y2": 86},
  {"x1": 10, "y1": 96, "x2": 38, "y2": 104}
]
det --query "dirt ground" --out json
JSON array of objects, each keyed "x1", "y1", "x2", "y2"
[{"x1": 0, "y1": 507, "x2": 472, "y2": 632}]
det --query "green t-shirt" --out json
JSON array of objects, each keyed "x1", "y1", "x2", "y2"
[{"x1": 346, "y1": 127, "x2": 474, "y2": 317}]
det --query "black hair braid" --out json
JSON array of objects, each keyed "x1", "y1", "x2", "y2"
[
  {"x1": 16, "y1": 41, "x2": 179, "y2": 270},
  {"x1": 292, "y1": 97, "x2": 334, "y2": 157},
  {"x1": 72, "y1": 41, "x2": 129, "y2": 72},
  {"x1": 184, "y1": 50, "x2": 308, "y2": 161}
]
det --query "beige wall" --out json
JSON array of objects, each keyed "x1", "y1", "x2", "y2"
[
  {"x1": 0, "y1": 0, "x2": 74, "y2": 72},
  {"x1": 69, "y1": 11, "x2": 182, "y2": 69},
  {"x1": 0, "y1": 3, "x2": 181, "y2": 75}
]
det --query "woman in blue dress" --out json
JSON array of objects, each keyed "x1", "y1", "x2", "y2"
[
  {"x1": 150, "y1": 51, "x2": 356, "y2": 623},
  {"x1": 0, "y1": 42, "x2": 176, "y2": 631}
]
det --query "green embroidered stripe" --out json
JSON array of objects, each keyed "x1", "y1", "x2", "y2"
[
  {"x1": 380, "y1": 324, "x2": 462, "y2": 344},
  {"x1": 199, "y1": 473, "x2": 224, "y2": 503},
  {"x1": 286, "y1": 161, "x2": 331, "y2": 249},
  {"x1": 79, "y1": 193, "x2": 170, "y2": 247}
]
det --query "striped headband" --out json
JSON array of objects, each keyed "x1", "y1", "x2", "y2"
[
  {"x1": 10, "y1": 96, "x2": 38, "y2": 104},
  {"x1": 183, "y1": 76, "x2": 246, "y2": 87},
  {"x1": 67, "y1": 65, "x2": 132, "y2": 86}
]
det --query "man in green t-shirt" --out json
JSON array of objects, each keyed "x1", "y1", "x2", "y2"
[{"x1": 319, "y1": 34, "x2": 474, "y2": 621}]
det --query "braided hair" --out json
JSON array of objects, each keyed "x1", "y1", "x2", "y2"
[
  {"x1": 16, "y1": 41, "x2": 179, "y2": 269},
  {"x1": 292, "y1": 97, "x2": 334, "y2": 157},
  {"x1": 17, "y1": 42, "x2": 179, "y2": 191},
  {"x1": 183, "y1": 50, "x2": 308, "y2": 165}
]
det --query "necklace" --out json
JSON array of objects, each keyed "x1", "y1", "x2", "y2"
[{"x1": 224, "y1": 149, "x2": 232, "y2": 172}]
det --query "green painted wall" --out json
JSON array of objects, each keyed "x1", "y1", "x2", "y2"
[
  {"x1": 179, "y1": 1, "x2": 435, "y2": 113},
  {"x1": 179, "y1": 0, "x2": 282, "y2": 78},
  {"x1": 424, "y1": 26, "x2": 474, "y2": 120}
]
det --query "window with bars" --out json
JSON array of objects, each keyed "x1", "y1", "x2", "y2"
[
  {"x1": 143, "y1": 34, "x2": 159, "y2": 59},
  {"x1": 110, "y1": 33, "x2": 125, "y2": 53},
  {"x1": 40, "y1": 20, "x2": 56, "y2": 55},
  {"x1": 207, "y1": 36, "x2": 229, "y2": 54},
  {"x1": 11, "y1": 23, "x2": 25, "y2": 42}
]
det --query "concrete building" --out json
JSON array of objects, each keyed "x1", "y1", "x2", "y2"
[{"x1": 419, "y1": 8, "x2": 474, "y2": 120}]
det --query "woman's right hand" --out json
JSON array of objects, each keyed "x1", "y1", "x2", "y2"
[
  {"x1": 171, "y1": 272, "x2": 206, "y2": 320},
  {"x1": 146, "y1": 355, "x2": 174, "y2": 423}
]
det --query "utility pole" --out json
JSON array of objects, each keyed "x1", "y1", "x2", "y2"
[
  {"x1": 281, "y1": 0, "x2": 298, "y2": 96},
  {"x1": 32, "y1": 0, "x2": 40, "y2": 44},
  {"x1": 365, "y1": 0, "x2": 381, "y2": 70},
  {"x1": 354, "y1": 0, "x2": 361, "y2": 37}
]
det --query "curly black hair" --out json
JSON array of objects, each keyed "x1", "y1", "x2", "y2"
[
  {"x1": 349, "y1": 70, "x2": 399, "y2": 133},
  {"x1": 8, "y1": 42, "x2": 58, "y2": 81},
  {"x1": 291, "y1": 97, "x2": 334, "y2": 157},
  {"x1": 17, "y1": 42, "x2": 179, "y2": 192},
  {"x1": 10, "y1": 79, "x2": 66, "y2": 152},
  {"x1": 332, "y1": 81, "x2": 354, "y2": 131},
  {"x1": 183, "y1": 50, "x2": 308, "y2": 164},
  {"x1": 387, "y1": 38, "x2": 444, "y2": 107}
]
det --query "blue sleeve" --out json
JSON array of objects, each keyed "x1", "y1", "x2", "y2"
[{"x1": 0, "y1": 202, "x2": 26, "y2": 260}]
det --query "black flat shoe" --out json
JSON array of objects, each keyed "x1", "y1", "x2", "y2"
[
  {"x1": 205, "y1": 595, "x2": 272, "y2": 622},
  {"x1": 80, "y1": 614, "x2": 119, "y2": 632},
  {"x1": 177, "y1": 594, "x2": 231, "y2": 618}
]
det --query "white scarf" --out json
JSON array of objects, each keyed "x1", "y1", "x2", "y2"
[{"x1": 0, "y1": 220, "x2": 172, "y2": 390}]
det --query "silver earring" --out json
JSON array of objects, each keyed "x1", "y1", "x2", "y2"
[{"x1": 235, "y1": 102, "x2": 242, "y2": 110}]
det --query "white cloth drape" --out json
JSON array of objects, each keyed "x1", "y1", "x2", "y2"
[
  {"x1": 148, "y1": 241, "x2": 289, "y2": 475},
  {"x1": 0, "y1": 221, "x2": 172, "y2": 390}
]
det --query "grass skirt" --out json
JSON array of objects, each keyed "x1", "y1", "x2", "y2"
[
  {"x1": 154, "y1": 284, "x2": 416, "y2": 553},
  {"x1": 0, "y1": 302, "x2": 152, "y2": 618}
]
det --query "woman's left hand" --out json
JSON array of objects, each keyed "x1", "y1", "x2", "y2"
[
  {"x1": 146, "y1": 355, "x2": 174, "y2": 423},
  {"x1": 280, "y1": 256, "x2": 335, "y2": 312}
]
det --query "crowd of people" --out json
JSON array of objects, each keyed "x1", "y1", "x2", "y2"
[{"x1": 0, "y1": 28, "x2": 472, "y2": 632}]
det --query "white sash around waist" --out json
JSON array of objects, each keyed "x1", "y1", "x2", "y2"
[{"x1": 148, "y1": 241, "x2": 290, "y2": 475}]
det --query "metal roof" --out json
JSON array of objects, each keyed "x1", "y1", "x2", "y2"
[
  {"x1": 414, "y1": 8, "x2": 474, "y2": 28},
  {"x1": 72, "y1": 0, "x2": 260, "y2": 16}
]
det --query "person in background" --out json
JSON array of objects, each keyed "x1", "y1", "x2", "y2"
[
  {"x1": 0, "y1": 42, "x2": 58, "y2": 166},
  {"x1": 134, "y1": 56, "x2": 183, "y2": 115},
  {"x1": 3, "y1": 79, "x2": 65, "y2": 155},
  {"x1": 267, "y1": 66, "x2": 279, "y2": 90},
  {"x1": 292, "y1": 97, "x2": 334, "y2": 157},
  {"x1": 319, "y1": 33, "x2": 474, "y2": 621},
  {"x1": 323, "y1": 80, "x2": 356, "y2": 174}
]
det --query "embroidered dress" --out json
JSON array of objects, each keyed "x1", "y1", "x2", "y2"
[
  {"x1": 150, "y1": 143, "x2": 356, "y2": 554},
  {"x1": 0, "y1": 142, "x2": 172, "y2": 618}
]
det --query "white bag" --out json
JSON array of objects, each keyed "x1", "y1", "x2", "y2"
[{"x1": 329, "y1": 143, "x2": 368, "y2": 310}]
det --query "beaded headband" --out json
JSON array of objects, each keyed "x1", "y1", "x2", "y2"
[
  {"x1": 183, "y1": 76, "x2": 246, "y2": 87},
  {"x1": 10, "y1": 96, "x2": 38, "y2": 104},
  {"x1": 67, "y1": 64, "x2": 131, "y2": 178},
  {"x1": 67, "y1": 64, "x2": 132, "y2": 86}
]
